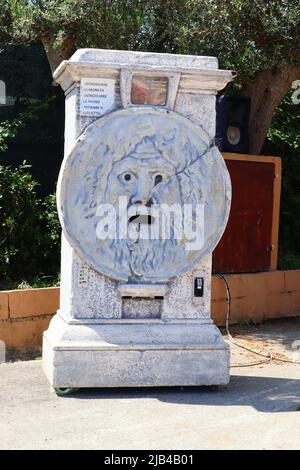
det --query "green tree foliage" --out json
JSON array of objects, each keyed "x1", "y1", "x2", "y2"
[
  {"x1": 0, "y1": 116, "x2": 24, "y2": 152},
  {"x1": 1, "y1": 1, "x2": 299, "y2": 74},
  {"x1": 0, "y1": 0, "x2": 149, "y2": 62},
  {"x1": 0, "y1": 162, "x2": 60, "y2": 285},
  {"x1": 263, "y1": 91, "x2": 300, "y2": 268},
  {"x1": 0, "y1": 0, "x2": 299, "y2": 153}
]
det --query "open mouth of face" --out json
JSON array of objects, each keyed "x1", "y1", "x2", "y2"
[
  {"x1": 128, "y1": 203, "x2": 156, "y2": 225},
  {"x1": 128, "y1": 214, "x2": 155, "y2": 225}
]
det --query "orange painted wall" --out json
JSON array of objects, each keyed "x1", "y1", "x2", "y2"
[
  {"x1": 212, "y1": 270, "x2": 300, "y2": 325},
  {"x1": 0, "y1": 288, "x2": 59, "y2": 350},
  {"x1": 0, "y1": 271, "x2": 299, "y2": 350}
]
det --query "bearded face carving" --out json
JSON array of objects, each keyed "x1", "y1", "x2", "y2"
[
  {"x1": 58, "y1": 107, "x2": 231, "y2": 282},
  {"x1": 102, "y1": 137, "x2": 183, "y2": 279},
  {"x1": 104, "y1": 138, "x2": 179, "y2": 208}
]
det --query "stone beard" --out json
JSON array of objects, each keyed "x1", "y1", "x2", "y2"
[
  {"x1": 59, "y1": 107, "x2": 231, "y2": 282},
  {"x1": 99, "y1": 136, "x2": 191, "y2": 280}
]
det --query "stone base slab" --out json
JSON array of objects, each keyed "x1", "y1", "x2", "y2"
[{"x1": 43, "y1": 314, "x2": 230, "y2": 388}]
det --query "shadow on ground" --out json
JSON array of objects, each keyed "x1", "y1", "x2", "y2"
[{"x1": 60, "y1": 374, "x2": 300, "y2": 413}]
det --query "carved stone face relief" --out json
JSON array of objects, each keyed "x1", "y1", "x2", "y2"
[{"x1": 58, "y1": 107, "x2": 231, "y2": 282}]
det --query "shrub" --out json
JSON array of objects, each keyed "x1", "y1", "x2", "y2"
[
  {"x1": 0, "y1": 162, "x2": 60, "y2": 285},
  {"x1": 263, "y1": 91, "x2": 300, "y2": 269}
]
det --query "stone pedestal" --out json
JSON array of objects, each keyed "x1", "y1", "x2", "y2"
[{"x1": 43, "y1": 49, "x2": 234, "y2": 388}]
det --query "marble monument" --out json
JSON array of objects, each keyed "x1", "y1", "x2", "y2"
[{"x1": 43, "y1": 49, "x2": 234, "y2": 388}]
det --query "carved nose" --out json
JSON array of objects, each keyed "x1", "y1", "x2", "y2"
[
  {"x1": 132, "y1": 199, "x2": 143, "y2": 205},
  {"x1": 130, "y1": 179, "x2": 152, "y2": 205},
  {"x1": 130, "y1": 194, "x2": 149, "y2": 205}
]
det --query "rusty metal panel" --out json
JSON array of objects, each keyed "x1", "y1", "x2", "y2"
[{"x1": 213, "y1": 159, "x2": 276, "y2": 273}]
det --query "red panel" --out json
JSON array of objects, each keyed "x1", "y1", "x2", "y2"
[{"x1": 212, "y1": 160, "x2": 275, "y2": 273}]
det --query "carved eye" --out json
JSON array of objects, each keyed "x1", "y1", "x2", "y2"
[
  {"x1": 154, "y1": 174, "x2": 163, "y2": 186},
  {"x1": 119, "y1": 172, "x2": 136, "y2": 184}
]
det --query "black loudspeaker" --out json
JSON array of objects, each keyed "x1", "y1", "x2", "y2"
[{"x1": 216, "y1": 95, "x2": 251, "y2": 154}]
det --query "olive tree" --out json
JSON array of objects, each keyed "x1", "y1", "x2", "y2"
[{"x1": 1, "y1": 0, "x2": 299, "y2": 154}]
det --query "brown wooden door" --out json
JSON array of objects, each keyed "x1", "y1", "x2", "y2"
[{"x1": 212, "y1": 159, "x2": 275, "y2": 273}]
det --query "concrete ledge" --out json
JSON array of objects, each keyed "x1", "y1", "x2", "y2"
[
  {"x1": 0, "y1": 317, "x2": 52, "y2": 351},
  {"x1": 8, "y1": 287, "x2": 59, "y2": 319},
  {"x1": 212, "y1": 270, "x2": 300, "y2": 325},
  {"x1": 0, "y1": 292, "x2": 9, "y2": 320},
  {"x1": 0, "y1": 287, "x2": 59, "y2": 349},
  {"x1": 0, "y1": 271, "x2": 300, "y2": 350}
]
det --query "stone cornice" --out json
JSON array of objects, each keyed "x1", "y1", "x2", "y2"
[{"x1": 54, "y1": 60, "x2": 235, "y2": 95}]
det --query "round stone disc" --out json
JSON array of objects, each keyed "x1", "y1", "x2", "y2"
[{"x1": 58, "y1": 107, "x2": 231, "y2": 282}]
